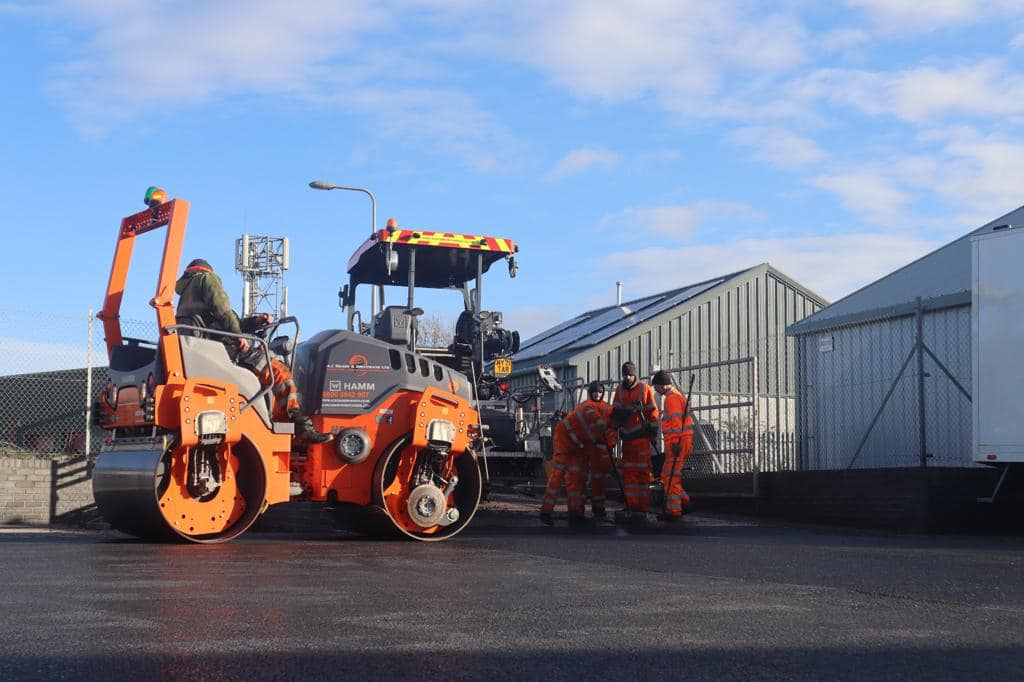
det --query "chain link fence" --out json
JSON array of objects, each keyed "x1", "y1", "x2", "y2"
[
  {"x1": 0, "y1": 309, "x2": 156, "y2": 458},
  {"x1": 795, "y1": 299, "x2": 973, "y2": 470}
]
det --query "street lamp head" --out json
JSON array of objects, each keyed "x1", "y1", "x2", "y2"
[{"x1": 309, "y1": 180, "x2": 336, "y2": 190}]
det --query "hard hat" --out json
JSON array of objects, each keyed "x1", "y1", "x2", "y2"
[
  {"x1": 186, "y1": 258, "x2": 213, "y2": 273},
  {"x1": 652, "y1": 370, "x2": 672, "y2": 386}
]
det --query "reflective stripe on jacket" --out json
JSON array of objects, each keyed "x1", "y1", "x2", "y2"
[
  {"x1": 660, "y1": 386, "x2": 694, "y2": 446},
  {"x1": 576, "y1": 399, "x2": 613, "y2": 450}
]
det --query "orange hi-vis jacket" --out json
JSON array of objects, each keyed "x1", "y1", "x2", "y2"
[
  {"x1": 552, "y1": 417, "x2": 582, "y2": 455},
  {"x1": 556, "y1": 406, "x2": 596, "y2": 450},
  {"x1": 573, "y1": 399, "x2": 614, "y2": 452},
  {"x1": 612, "y1": 381, "x2": 659, "y2": 440},
  {"x1": 660, "y1": 386, "x2": 694, "y2": 450}
]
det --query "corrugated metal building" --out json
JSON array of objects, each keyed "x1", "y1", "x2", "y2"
[
  {"x1": 510, "y1": 264, "x2": 827, "y2": 440},
  {"x1": 788, "y1": 206, "x2": 1024, "y2": 471}
]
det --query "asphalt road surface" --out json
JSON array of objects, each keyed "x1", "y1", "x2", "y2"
[{"x1": 1, "y1": 505, "x2": 1023, "y2": 681}]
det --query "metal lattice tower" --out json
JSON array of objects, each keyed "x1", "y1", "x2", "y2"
[{"x1": 235, "y1": 234, "x2": 289, "y2": 318}]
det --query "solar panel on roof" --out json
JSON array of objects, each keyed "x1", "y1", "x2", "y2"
[
  {"x1": 516, "y1": 313, "x2": 590, "y2": 353},
  {"x1": 563, "y1": 279, "x2": 721, "y2": 351},
  {"x1": 515, "y1": 306, "x2": 630, "y2": 360},
  {"x1": 514, "y1": 277, "x2": 728, "y2": 361}
]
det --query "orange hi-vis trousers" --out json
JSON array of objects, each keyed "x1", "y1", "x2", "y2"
[
  {"x1": 253, "y1": 358, "x2": 300, "y2": 421},
  {"x1": 586, "y1": 446, "x2": 613, "y2": 513},
  {"x1": 661, "y1": 434, "x2": 694, "y2": 516},
  {"x1": 541, "y1": 442, "x2": 586, "y2": 518},
  {"x1": 619, "y1": 439, "x2": 653, "y2": 512}
]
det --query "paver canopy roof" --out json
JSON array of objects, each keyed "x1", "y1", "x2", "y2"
[{"x1": 347, "y1": 228, "x2": 516, "y2": 288}]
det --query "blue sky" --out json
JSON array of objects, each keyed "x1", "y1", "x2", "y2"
[{"x1": 3, "y1": 0, "x2": 1024, "y2": 342}]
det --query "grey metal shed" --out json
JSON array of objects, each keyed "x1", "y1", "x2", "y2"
[
  {"x1": 788, "y1": 205, "x2": 1024, "y2": 470},
  {"x1": 509, "y1": 264, "x2": 827, "y2": 458}
]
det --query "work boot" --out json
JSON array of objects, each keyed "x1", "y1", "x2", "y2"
[
  {"x1": 656, "y1": 513, "x2": 683, "y2": 524},
  {"x1": 648, "y1": 481, "x2": 665, "y2": 507},
  {"x1": 629, "y1": 511, "x2": 648, "y2": 527},
  {"x1": 613, "y1": 509, "x2": 633, "y2": 525},
  {"x1": 538, "y1": 511, "x2": 554, "y2": 526},
  {"x1": 293, "y1": 414, "x2": 333, "y2": 444},
  {"x1": 592, "y1": 508, "x2": 607, "y2": 520}
]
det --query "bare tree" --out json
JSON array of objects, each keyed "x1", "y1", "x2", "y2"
[{"x1": 418, "y1": 313, "x2": 454, "y2": 348}]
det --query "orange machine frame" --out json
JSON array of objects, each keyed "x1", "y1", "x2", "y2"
[{"x1": 96, "y1": 198, "x2": 189, "y2": 378}]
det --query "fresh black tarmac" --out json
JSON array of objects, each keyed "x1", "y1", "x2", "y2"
[{"x1": 1, "y1": 505, "x2": 1022, "y2": 680}]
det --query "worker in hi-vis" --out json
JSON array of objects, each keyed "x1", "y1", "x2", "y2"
[
  {"x1": 610, "y1": 361, "x2": 659, "y2": 524},
  {"x1": 540, "y1": 400, "x2": 609, "y2": 527},
  {"x1": 652, "y1": 370, "x2": 694, "y2": 522},
  {"x1": 579, "y1": 381, "x2": 615, "y2": 519}
]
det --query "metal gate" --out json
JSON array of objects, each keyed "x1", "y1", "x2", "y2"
[
  {"x1": 568, "y1": 355, "x2": 787, "y2": 497},
  {"x1": 663, "y1": 357, "x2": 761, "y2": 497}
]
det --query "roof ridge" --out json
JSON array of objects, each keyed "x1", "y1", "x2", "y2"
[
  {"x1": 587, "y1": 266, "x2": 754, "y2": 316},
  {"x1": 515, "y1": 266, "x2": 757, "y2": 360},
  {"x1": 794, "y1": 204, "x2": 1024, "y2": 328}
]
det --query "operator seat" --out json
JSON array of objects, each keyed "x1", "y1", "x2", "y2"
[{"x1": 178, "y1": 335, "x2": 275, "y2": 429}]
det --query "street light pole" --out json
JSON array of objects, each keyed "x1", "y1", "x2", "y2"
[{"x1": 309, "y1": 180, "x2": 379, "y2": 321}]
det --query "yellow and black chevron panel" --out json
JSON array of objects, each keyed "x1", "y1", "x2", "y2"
[{"x1": 383, "y1": 229, "x2": 516, "y2": 254}]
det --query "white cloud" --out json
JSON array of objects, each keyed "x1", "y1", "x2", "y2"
[
  {"x1": 1012, "y1": 33, "x2": 1024, "y2": 50},
  {"x1": 731, "y1": 127, "x2": 825, "y2": 170},
  {"x1": 807, "y1": 127, "x2": 1024, "y2": 229},
  {"x1": 601, "y1": 201, "x2": 762, "y2": 242},
  {"x1": 795, "y1": 59, "x2": 1024, "y2": 123},
  {"x1": 41, "y1": 1, "x2": 522, "y2": 170},
  {"x1": 819, "y1": 28, "x2": 871, "y2": 53},
  {"x1": 598, "y1": 232, "x2": 939, "y2": 302},
  {"x1": 503, "y1": 1, "x2": 806, "y2": 115},
  {"x1": 336, "y1": 87, "x2": 524, "y2": 172},
  {"x1": 544, "y1": 147, "x2": 619, "y2": 182},
  {"x1": 49, "y1": 0, "x2": 384, "y2": 125},
  {"x1": 920, "y1": 127, "x2": 1024, "y2": 215},
  {"x1": 844, "y1": 0, "x2": 1024, "y2": 31},
  {"x1": 810, "y1": 170, "x2": 913, "y2": 227}
]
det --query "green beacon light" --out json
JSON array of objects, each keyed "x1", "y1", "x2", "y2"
[{"x1": 144, "y1": 186, "x2": 168, "y2": 208}]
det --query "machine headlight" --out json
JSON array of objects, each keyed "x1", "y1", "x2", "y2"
[
  {"x1": 426, "y1": 419, "x2": 456, "y2": 445},
  {"x1": 335, "y1": 428, "x2": 372, "y2": 464}
]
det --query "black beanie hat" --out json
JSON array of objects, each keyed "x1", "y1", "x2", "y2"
[
  {"x1": 652, "y1": 370, "x2": 672, "y2": 386},
  {"x1": 186, "y1": 258, "x2": 212, "y2": 272},
  {"x1": 622, "y1": 361, "x2": 637, "y2": 377}
]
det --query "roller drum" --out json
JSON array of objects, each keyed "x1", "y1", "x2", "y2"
[
  {"x1": 93, "y1": 439, "x2": 267, "y2": 543},
  {"x1": 92, "y1": 448, "x2": 176, "y2": 540}
]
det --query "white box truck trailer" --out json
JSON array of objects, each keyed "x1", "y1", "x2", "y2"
[{"x1": 972, "y1": 225, "x2": 1024, "y2": 465}]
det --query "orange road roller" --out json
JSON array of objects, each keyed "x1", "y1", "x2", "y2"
[{"x1": 91, "y1": 190, "x2": 498, "y2": 542}]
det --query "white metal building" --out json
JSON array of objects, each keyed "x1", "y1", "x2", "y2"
[{"x1": 788, "y1": 206, "x2": 1024, "y2": 470}]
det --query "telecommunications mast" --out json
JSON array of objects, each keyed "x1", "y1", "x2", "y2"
[{"x1": 235, "y1": 234, "x2": 289, "y2": 318}]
